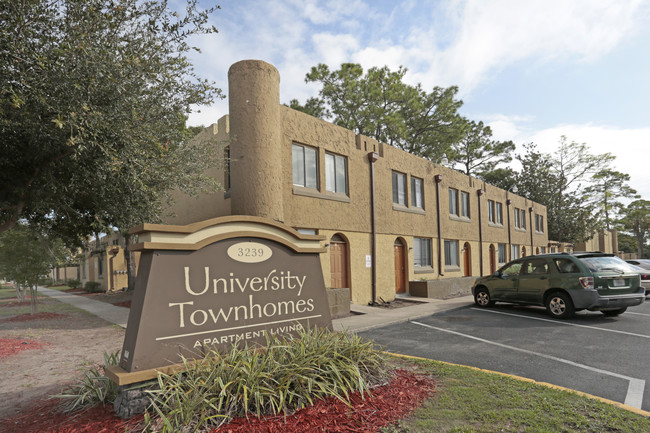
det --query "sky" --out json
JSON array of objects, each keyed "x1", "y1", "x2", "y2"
[{"x1": 176, "y1": 0, "x2": 650, "y2": 201}]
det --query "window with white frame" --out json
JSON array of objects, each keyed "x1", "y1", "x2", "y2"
[
  {"x1": 460, "y1": 191, "x2": 470, "y2": 218},
  {"x1": 325, "y1": 152, "x2": 347, "y2": 194},
  {"x1": 444, "y1": 240, "x2": 459, "y2": 267},
  {"x1": 497, "y1": 243, "x2": 507, "y2": 264},
  {"x1": 514, "y1": 207, "x2": 520, "y2": 228},
  {"x1": 535, "y1": 214, "x2": 544, "y2": 233},
  {"x1": 496, "y1": 202, "x2": 503, "y2": 224},
  {"x1": 411, "y1": 176, "x2": 424, "y2": 208},
  {"x1": 512, "y1": 244, "x2": 520, "y2": 259},
  {"x1": 520, "y1": 209, "x2": 527, "y2": 229},
  {"x1": 449, "y1": 188, "x2": 459, "y2": 216},
  {"x1": 488, "y1": 200, "x2": 495, "y2": 223},
  {"x1": 392, "y1": 171, "x2": 406, "y2": 205},
  {"x1": 292, "y1": 144, "x2": 318, "y2": 189},
  {"x1": 414, "y1": 238, "x2": 432, "y2": 267}
]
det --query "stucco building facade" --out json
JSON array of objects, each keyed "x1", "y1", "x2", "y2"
[{"x1": 161, "y1": 60, "x2": 550, "y2": 306}]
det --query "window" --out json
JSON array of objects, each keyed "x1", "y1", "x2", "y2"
[
  {"x1": 535, "y1": 215, "x2": 544, "y2": 233},
  {"x1": 501, "y1": 261, "x2": 522, "y2": 277},
  {"x1": 292, "y1": 144, "x2": 318, "y2": 189},
  {"x1": 514, "y1": 208, "x2": 520, "y2": 227},
  {"x1": 488, "y1": 200, "x2": 495, "y2": 223},
  {"x1": 296, "y1": 228, "x2": 317, "y2": 235},
  {"x1": 512, "y1": 245, "x2": 520, "y2": 259},
  {"x1": 449, "y1": 188, "x2": 459, "y2": 216},
  {"x1": 460, "y1": 191, "x2": 470, "y2": 218},
  {"x1": 444, "y1": 240, "x2": 459, "y2": 267},
  {"x1": 554, "y1": 258, "x2": 579, "y2": 273},
  {"x1": 392, "y1": 171, "x2": 406, "y2": 205},
  {"x1": 523, "y1": 259, "x2": 549, "y2": 275},
  {"x1": 496, "y1": 202, "x2": 503, "y2": 224},
  {"x1": 224, "y1": 146, "x2": 231, "y2": 190},
  {"x1": 411, "y1": 177, "x2": 424, "y2": 208},
  {"x1": 540, "y1": 246, "x2": 546, "y2": 254},
  {"x1": 325, "y1": 152, "x2": 347, "y2": 194},
  {"x1": 497, "y1": 244, "x2": 507, "y2": 264},
  {"x1": 414, "y1": 238, "x2": 432, "y2": 267},
  {"x1": 514, "y1": 208, "x2": 526, "y2": 229}
]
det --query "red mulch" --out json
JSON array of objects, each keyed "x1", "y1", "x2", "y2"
[
  {"x1": 2, "y1": 312, "x2": 67, "y2": 322},
  {"x1": 0, "y1": 338, "x2": 48, "y2": 359},
  {"x1": 111, "y1": 301, "x2": 131, "y2": 308},
  {"x1": 0, "y1": 300, "x2": 33, "y2": 308},
  {"x1": 0, "y1": 369, "x2": 435, "y2": 433}
]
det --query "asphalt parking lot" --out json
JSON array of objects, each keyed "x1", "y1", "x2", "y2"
[{"x1": 360, "y1": 298, "x2": 650, "y2": 411}]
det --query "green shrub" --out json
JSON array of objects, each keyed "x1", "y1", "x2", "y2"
[
  {"x1": 84, "y1": 281, "x2": 103, "y2": 293},
  {"x1": 53, "y1": 351, "x2": 120, "y2": 412},
  {"x1": 39, "y1": 277, "x2": 55, "y2": 286},
  {"x1": 67, "y1": 279, "x2": 82, "y2": 289},
  {"x1": 145, "y1": 327, "x2": 390, "y2": 433}
]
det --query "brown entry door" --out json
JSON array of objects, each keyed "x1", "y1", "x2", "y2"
[
  {"x1": 330, "y1": 239, "x2": 348, "y2": 288},
  {"x1": 394, "y1": 240, "x2": 406, "y2": 293},
  {"x1": 489, "y1": 244, "x2": 496, "y2": 274}
]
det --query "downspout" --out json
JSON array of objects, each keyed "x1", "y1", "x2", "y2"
[
  {"x1": 435, "y1": 174, "x2": 444, "y2": 276},
  {"x1": 529, "y1": 207, "x2": 534, "y2": 254},
  {"x1": 506, "y1": 198, "x2": 512, "y2": 261},
  {"x1": 368, "y1": 152, "x2": 379, "y2": 305},
  {"x1": 476, "y1": 189, "x2": 484, "y2": 276}
]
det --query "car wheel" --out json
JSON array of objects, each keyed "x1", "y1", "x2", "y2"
[
  {"x1": 474, "y1": 287, "x2": 495, "y2": 307},
  {"x1": 602, "y1": 307, "x2": 627, "y2": 317},
  {"x1": 546, "y1": 292, "x2": 574, "y2": 319}
]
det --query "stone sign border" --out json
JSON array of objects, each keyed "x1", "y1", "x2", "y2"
[{"x1": 106, "y1": 215, "x2": 328, "y2": 386}]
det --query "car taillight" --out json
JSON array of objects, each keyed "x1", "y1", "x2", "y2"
[
  {"x1": 579, "y1": 276, "x2": 594, "y2": 289},
  {"x1": 640, "y1": 274, "x2": 650, "y2": 280}
]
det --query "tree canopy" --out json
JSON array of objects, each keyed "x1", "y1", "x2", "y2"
[
  {"x1": 450, "y1": 120, "x2": 515, "y2": 177},
  {"x1": 0, "y1": 0, "x2": 223, "y2": 246},
  {"x1": 618, "y1": 199, "x2": 650, "y2": 258},
  {"x1": 290, "y1": 63, "x2": 465, "y2": 161}
]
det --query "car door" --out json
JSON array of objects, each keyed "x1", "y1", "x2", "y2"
[
  {"x1": 517, "y1": 258, "x2": 550, "y2": 304},
  {"x1": 490, "y1": 261, "x2": 522, "y2": 301}
]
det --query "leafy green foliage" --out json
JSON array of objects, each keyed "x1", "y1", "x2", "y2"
[
  {"x1": 83, "y1": 281, "x2": 103, "y2": 293},
  {"x1": 585, "y1": 169, "x2": 637, "y2": 229},
  {"x1": 450, "y1": 120, "x2": 515, "y2": 177},
  {"x1": 618, "y1": 199, "x2": 650, "y2": 258},
  {"x1": 0, "y1": 0, "x2": 223, "y2": 246},
  {"x1": 145, "y1": 328, "x2": 390, "y2": 433},
  {"x1": 67, "y1": 279, "x2": 82, "y2": 289},
  {"x1": 53, "y1": 351, "x2": 120, "y2": 413},
  {"x1": 295, "y1": 63, "x2": 464, "y2": 161},
  {"x1": 0, "y1": 223, "x2": 69, "y2": 311}
]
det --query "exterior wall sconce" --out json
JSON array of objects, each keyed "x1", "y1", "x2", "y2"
[
  {"x1": 434, "y1": 174, "x2": 443, "y2": 183},
  {"x1": 511, "y1": 185, "x2": 518, "y2": 193},
  {"x1": 323, "y1": 243, "x2": 330, "y2": 248},
  {"x1": 440, "y1": 154, "x2": 449, "y2": 165}
]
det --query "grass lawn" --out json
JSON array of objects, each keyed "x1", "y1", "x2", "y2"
[{"x1": 384, "y1": 357, "x2": 650, "y2": 433}]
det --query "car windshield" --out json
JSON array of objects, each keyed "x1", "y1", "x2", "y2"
[{"x1": 579, "y1": 256, "x2": 638, "y2": 273}]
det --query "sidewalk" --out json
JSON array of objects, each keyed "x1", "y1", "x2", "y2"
[{"x1": 39, "y1": 287, "x2": 474, "y2": 333}]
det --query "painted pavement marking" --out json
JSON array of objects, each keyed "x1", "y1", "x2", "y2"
[{"x1": 410, "y1": 320, "x2": 646, "y2": 409}]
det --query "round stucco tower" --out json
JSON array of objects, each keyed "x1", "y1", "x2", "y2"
[{"x1": 228, "y1": 60, "x2": 284, "y2": 221}]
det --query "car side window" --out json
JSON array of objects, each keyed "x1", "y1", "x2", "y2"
[
  {"x1": 523, "y1": 259, "x2": 549, "y2": 275},
  {"x1": 554, "y1": 258, "x2": 579, "y2": 273},
  {"x1": 501, "y1": 262, "x2": 522, "y2": 277}
]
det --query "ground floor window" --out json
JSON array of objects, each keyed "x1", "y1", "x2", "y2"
[
  {"x1": 512, "y1": 245, "x2": 520, "y2": 260},
  {"x1": 414, "y1": 238, "x2": 432, "y2": 268},
  {"x1": 497, "y1": 243, "x2": 507, "y2": 264},
  {"x1": 444, "y1": 240, "x2": 459, "y2": 267}
]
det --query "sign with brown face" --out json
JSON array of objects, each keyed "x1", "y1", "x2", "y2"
[{"x1": 116, "y1": 217, "x2": 332, "y2": 374}]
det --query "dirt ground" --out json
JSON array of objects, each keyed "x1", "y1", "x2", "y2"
[{"x1": 0, "y1": 289, "x2": 132, "y2": 419}]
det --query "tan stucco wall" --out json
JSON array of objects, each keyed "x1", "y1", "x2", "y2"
[{"x1": 115, "y1": 59, "x2": 552, "y2": 305}]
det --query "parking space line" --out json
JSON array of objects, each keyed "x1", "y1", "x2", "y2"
[
  {"x1": 411, "y1": 320, "x2": 646, "y2": 409},
  {"x1": 470, "y1": 308, "x2": 650, "y2": 339},
  {"x1": 627, "y1": 312, "x2": 650, "y2": 317}
]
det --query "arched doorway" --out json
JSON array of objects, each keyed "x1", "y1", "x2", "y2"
[
  {"x1": 330, "y1": 234, "x2": 349, "y2": 289},
  {"x1": 536, "y1": 247, "x2": 540, "y2": 255},
  {"x1": 394, "y1": 238, "x2": 406, "y2": 293},
  {"x1": 522, "y1": 246, "x2": 527, "y2": 257},
  {"x1": 489, "y1": 244, "x2": 496, "y2": 274},
  {"x1": 463, "y1": 242, "x2": 472, "y2": 277}
]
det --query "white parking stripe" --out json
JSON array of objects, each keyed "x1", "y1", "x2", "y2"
[
  {"x1": 411, "y1": 320, "x2": 646, "y2": 409},
  {"x1": 627, "y1": 312, "x2": 650, "y2": 317},
  {"x1": 470, "y1": 308, "x2": 650, "y2": 339}
]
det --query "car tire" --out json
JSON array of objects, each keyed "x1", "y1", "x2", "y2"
[
  {"x1": 546, "y1": 291, "x2": 575, "y2": 319},
  {"x1": 474, "y1": 287, "x2": 495, "y2": 307},
  {"x1": 601, "y1": 307, "x2": 627, "y2": 317}
]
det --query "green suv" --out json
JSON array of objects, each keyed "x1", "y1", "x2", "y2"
[{"x1": 472, "y1": 252, "x2": 645, "y2": 319}]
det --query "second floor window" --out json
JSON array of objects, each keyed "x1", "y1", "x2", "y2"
[
  {"x1": 325, "y1": 152, "x2": 347, "y2": 194},
  {"x1": 488, "y1": 200, "x2": 495, "y2": 223},
  {"x1": 449, "y1": 188, "x2": 459, "y2": 216},
  {"x1": 392, "y1": 171, "x2": 406, "y2": 205},
  {"x1": 496, "y1": 202, "x2": 503, "y2": 224},
  {"x1": 460, "y1": 191, "x2": 470, "y2": 218},
  {"x1": 411, "y1": 177, "x2": 423, "y2": 208},
  {"x1": 292, "y1": 144, "x2": 318, "y2": 189},
  {"x1": 535, "y1": 215, "x2": 544, "y2": 232}
]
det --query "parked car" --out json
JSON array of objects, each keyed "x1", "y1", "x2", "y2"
[
  {"x1": 472, "y1": 252, "x2": 645, "y2": 319},
  {"x1": 627, "y1": 264, "x2": 650, "y2": 295},
  {"x1": 625, "y1": 259, "x2": 650, "y2": 270}
]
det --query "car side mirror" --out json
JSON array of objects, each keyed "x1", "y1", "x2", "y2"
[{"x1": 493, "y1": 271, "x2": 501, "y2": 277}]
